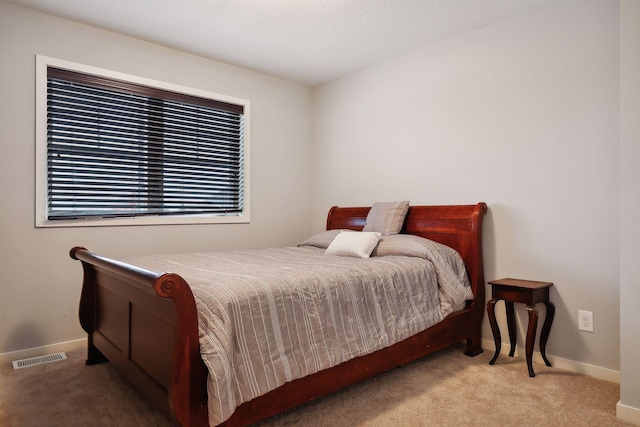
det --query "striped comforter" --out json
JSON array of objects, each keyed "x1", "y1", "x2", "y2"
[{"x1": 126, "y1": 234, "x2": 472, "y2": 426}]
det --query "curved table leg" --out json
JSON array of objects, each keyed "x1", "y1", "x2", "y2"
[
  {"x1": 487, "y1": 298, "x2": 501, "y2": 365},
  {"x1": 540, "y1": 301, "x2": 555, "y2": 367},
  {"x1": 505, "y1": 301, "x2": 516, "y2": 357},
  {"x1": 525, "y1": 305, "x2": 539, "y2": 377}
]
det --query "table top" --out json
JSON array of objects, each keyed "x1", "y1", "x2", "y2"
[{"x1": 488, "y1": 278, "x2": 553, "y2": 290}]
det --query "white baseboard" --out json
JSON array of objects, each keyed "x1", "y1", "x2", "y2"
[
  {"x1": 0, "y1": 338, "x2": 87, "y2": 365},
  {"x1": 3, "y1": 337, "x2": 638, "y2": 424},
  {"x1": 3, "y1": 338, "x2": 621, "y2": 382},
  {"x1": 617, "y1": 401, "x2": 640, "y2": 425},
  {"x1": 481, "y1": 338, "x2": 620, "y2": 383}
]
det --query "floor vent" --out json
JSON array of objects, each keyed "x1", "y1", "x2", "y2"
[{"x1": 12, "y1": 352, "x2": 67, "y2": 369}]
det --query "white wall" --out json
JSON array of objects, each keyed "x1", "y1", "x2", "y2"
[
  {"x1": 312, "y1": 0, "x2": 620, "y2": 371},
  {"x1": 0, "y1": 2, "x2": 313, "y2": 355},
  {"x1": 618, "y1": 0, "x2": 640, "y2": 423}
]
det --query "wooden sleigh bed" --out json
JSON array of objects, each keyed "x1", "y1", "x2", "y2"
[{"x1": 70, "y1": 202, "x2": 487, "y2": 427}]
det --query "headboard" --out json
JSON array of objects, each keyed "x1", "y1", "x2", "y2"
[{"x1": 326, "y1": 203, "x2": 488, "y2": 306}]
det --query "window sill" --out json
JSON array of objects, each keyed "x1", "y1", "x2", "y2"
[{"x1": 35, "y1": 213, "x2": 250, "y2": 228}]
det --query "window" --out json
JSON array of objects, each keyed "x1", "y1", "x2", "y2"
[{"x1": 36, "y1": 56, "x2": 250, "y2": 227}]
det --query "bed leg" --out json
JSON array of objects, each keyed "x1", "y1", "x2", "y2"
[
  {"x1": 85, "y1": 336, "x2": 108, "y2": 366},
  {"x1": 464, "y1": 337, "x2": 483, "y2": 357}
]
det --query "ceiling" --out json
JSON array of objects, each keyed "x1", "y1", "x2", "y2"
[{"x1": 7, "y1": 0, "x2": 552, "y2": 87}]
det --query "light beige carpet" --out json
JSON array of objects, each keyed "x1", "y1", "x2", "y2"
[{"x1": 0, "y1": 344, "x2": 631, "y2": 427}]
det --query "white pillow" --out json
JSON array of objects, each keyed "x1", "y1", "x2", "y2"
[{"x1": 325, "y1": 231, "x2": 382, "y2": 258}]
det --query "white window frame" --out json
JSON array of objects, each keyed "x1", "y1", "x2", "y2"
[{"x1": 35, "y1": 55, "x2": 250, "y2": 227}]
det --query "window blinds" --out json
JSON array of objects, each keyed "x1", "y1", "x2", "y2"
[{"x1": 46, "y1": 68, "x2": 245, "y2": 220}]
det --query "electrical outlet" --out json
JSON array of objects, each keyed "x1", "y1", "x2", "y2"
[{"x1": 578, "y1": 310, "x2": 594, "y2": 332}]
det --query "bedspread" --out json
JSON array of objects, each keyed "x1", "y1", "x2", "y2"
[{"x1": 126, "y1": 239, "x2": 471, "y2": 426}]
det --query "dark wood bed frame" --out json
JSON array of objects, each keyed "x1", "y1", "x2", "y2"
[{"x1": 70, "y1": 202, "x2": 487, "y2": 427}]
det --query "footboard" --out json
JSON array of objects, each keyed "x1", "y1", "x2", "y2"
[{"x1": 70, "y1": 247, "x2": 208, "y2": 426}]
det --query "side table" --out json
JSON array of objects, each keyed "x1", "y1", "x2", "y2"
[{"x1": 486, "y1": 278, "x2": 555, "y2": 377}]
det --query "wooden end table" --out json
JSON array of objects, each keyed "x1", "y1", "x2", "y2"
[{"x1": 487, "y1": 278, "x2": 555, "y2": 377}]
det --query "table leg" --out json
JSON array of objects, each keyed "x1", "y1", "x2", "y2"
[
  {"x1": 487, "y1": 298, "x2": 501, "y2": 365},
  {"x1": 505, "y1": 301, "x2": 516, "y2": 357},
  {"x1": 525, "y1": 305, "x2": 539, "y2": 377},
  {"x1": 539, "y1": 301, "x2": 555, "y2": 367}
]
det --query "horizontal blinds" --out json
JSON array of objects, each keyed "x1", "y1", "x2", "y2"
[{"x1": 46, "y1": 68, "x2": 244, "y2": 220}]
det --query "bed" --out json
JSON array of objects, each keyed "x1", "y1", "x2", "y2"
[{"x1": 70, "y1": 202, "x2": 487, "y2": 427}]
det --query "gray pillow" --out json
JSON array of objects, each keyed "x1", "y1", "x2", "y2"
[
  {"x1": 362, "y1": 201, "x2": 409, "y2": 235},
  {"x1": 298, "y1": 229, "x2": 345, "y2": 249}
]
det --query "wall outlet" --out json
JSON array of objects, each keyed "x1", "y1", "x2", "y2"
[{"x1": 578, "y1": 310, "x2": 594, "y2": 332}]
